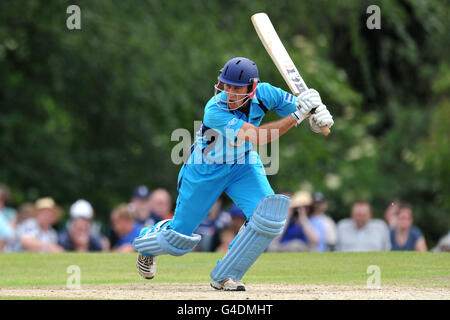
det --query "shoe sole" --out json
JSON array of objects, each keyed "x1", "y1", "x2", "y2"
[
  {"x1": 210, "y1": 282, "x2": 246, "y2": 291},
  {"x1": 136, "y1": 256, "x2": 156, "y2": 280}
]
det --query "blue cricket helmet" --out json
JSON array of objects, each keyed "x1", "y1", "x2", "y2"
[{"x1": 218, "y1": 57, "x2": 259, "y2": 87}]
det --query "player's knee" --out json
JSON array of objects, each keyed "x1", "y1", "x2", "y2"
[{"x1": 249, "y1": 194, "x2": 290, "y2": 237}]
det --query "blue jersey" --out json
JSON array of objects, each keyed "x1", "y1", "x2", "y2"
[{"x1": 188, "y1": 82, "x2": 297, "y2": 164}]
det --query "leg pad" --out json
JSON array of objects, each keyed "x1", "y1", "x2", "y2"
[
  {"x1": 133, "y1": 221, "x2": 201, "y2": 257},
  {"x1": 210, "y1": 194, "x2": 290, "y2": 281}
]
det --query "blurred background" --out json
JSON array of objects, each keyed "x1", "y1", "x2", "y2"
[{"x1": 0, "y1": 0, "x2": 449, "y2": 247}]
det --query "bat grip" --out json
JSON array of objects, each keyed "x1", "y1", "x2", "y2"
[
  {"x1": 320, "y1": 126, "x2": 331, "y2": 136},
  {"x1": 310, "y1": 108, "x2": 331, "y2": 136}
]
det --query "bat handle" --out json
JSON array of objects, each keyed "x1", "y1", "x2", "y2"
[
  {"x1": 309, "y1": 108, "x2": 331, "y2": 136},
  {"x1": 320, "y1": 126, "x2": 331, "y2": 136},
  {"x1": 296, "y1": 112, "x2": 331, "y2": 136}
]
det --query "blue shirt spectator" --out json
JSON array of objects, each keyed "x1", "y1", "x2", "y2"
[
  {"x1": 390, "y1": 226, "x2": 423, "y2": 251},
  {"x1": 110, "y1": 203, "x2": 143, "y2": 252},
  {"x1": 389, "y1": 204, "x2": 427, "y2": 251},
  {"x1": 0, "y1": 213, "x2": 14, "y2": 248},
  {"x1": 115, "y1": 221, "x2": 142, "y2": 248},
  {"x1": 280, "y1": 216, "x2": 326, "y2": 252}
]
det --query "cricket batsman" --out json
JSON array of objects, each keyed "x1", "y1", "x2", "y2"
[{"x1": 133, "y1": 57, "x2": 334, "y2": 291}]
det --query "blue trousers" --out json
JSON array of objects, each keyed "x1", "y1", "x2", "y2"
[{"x1": 169, "y1": 151, "x2": 274, "y2": 236}]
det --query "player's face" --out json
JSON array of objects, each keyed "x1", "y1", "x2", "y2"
[{"x1": 224, "y1": 84, "x2": 249, "y2": 110}]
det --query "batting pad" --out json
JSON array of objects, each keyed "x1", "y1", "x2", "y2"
[
  {"x1": 210, "y1": 194, "x2": 290, "y2": 282},
  {"x1": 133, "y1": 228, "x2": 201, "y2": 257}
]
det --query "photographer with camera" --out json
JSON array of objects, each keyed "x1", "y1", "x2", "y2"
[{"x1": 267, "y1": 191, "x2": 326, "y2": 252}]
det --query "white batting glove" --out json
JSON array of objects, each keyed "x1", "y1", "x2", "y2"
[
  {"x1": 291, "y1": 89, "x2": 322, "y2": 125},
  {"x1": 309, "y1": 104, "x2": 334, "y2": 133}
]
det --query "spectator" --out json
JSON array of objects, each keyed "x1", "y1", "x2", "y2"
[
  {"x1": 215, "y1": 227, "x2": 236, "y2": 253},
  {"x1": 384, "y1": 200, "x2": 400, "y2": 228},
  {"x1": 58, "y1": 199, "x2": 104, "y2": 252},
  {"x1": 227, "y1": 204, "x2": 247, "y2": 236},
  {"x1": 0, "y1": 212, "x2": 14, "y2": 251},
  {"x1": 336, "y1": 201, "x2": 391, "y2": 252},
  {"x1": 210, "y1": 204, "x2": 247, "y2": 253},
  {"x1": 8, "y1": 197, "x2": 64, "y2": 253},
  {"x1": 110, "y1": 203, "x2": 142, "y2": 252},
  {"x1": 129, "y1": 185, "x2": 153, "y2": 225},
  {"x1": 390, "y1": 203, "x2": 427, "y2": 251},
  {"x1": 149, "y1": 188, "x2": 173, "y2": 221},
  {"x1": 432, "y1": 231, "x2": 450, "y2": 252},
  {"x1": 268, "y1": 191, "x2": 326, "y2": 252},
  {"x1": 311, "y1": 191, "x2": 337, "y2": 251},
  {"x1": 16, "y1": 203, "x2": 34, "y2": 225},
  {"x1": 0, "y1": 183, "x2": 17, "y2": 228},
  {"x1": 195, "y1": 197, "x2": 230, "y2": 252}
]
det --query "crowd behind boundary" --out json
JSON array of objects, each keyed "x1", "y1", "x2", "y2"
[{"x1": 0, "y1": 183, "x2": 449, "y2": 254}]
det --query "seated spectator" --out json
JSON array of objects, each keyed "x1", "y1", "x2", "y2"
[
  {"x1": 8, "y1": 197, "x2": 64, "y2": 253},
  {"x1": 211, "y1": 204, "x2": 247, "y2": 252},
  {"x1": 110, "y1": 203, "x2": 142, "y2": 252},
  {"x1": 228, "y1": 204, "x2": 247, "y2": 236},
  {"x1": 311, "y1": 191, "x2": 337, "y2": 251},
  {"x1": 0, "y1": 212, "x2": 14, "y2": 251},
  {"x1": 215, "y1": 227, "x2": 236, "y2": 253},
  {"x1": 384, "y1": 199, "x2": 400, "y2": 228},
  {"x1": 268, "y1": 191, "x2": 326, "y2": 252},
  {"x1": 58, "y1": 199, "x2": 104, "y2": 252},
  {"x1": 16, "y1": 203, "x2": 34, "y2": 225},
  {"x1": 0, "y1": 183, "x2": 17, "y2": 228},
  {"x1": 195, "y1": 197, "x2": 228, "y2": 252},
  {"x1": 432, "y1": 231, "x2": 450, "y2": 252},
  {"x1": 149, "y1": 188, "x2": 173, "y2": 222},
  {"x1": 129, "y1": 185, "x2": 153, "y2": 225},
  {"x1": 390, "y1": 203, "x2": 427, "y2": 251},
  {"x1": 336, "y1": 201, "x2": 391, "y2": 252}
]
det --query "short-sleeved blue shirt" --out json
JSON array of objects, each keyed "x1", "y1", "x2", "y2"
[
  {"x1": 188, "y1": 82, "x2": 297, "y2": 164},
  {"x1": 281, "y1": 216, "x2": 327, "y2": 252},
  {"x1": 115, "y1": 222, "x2": 143, "y2": 248},
  {"x1": 390, "y1": 226, "x2": 423, "y2": 251}
]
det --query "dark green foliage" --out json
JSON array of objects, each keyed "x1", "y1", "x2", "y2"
[{"x1": 0, "y1": 0, "x2": 448, "y2": 244}]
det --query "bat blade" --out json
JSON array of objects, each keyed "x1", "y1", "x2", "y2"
[{"x1": 251, "y1": 12, "x2": 330, "y2": 136}]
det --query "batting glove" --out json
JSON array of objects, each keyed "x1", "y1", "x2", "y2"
[
  {"x1": 309, "y1": 104, "x2": 334, "y2": 133},
  {"x1": 291, "y1": 88, "x2": 322, "y2": 125}
]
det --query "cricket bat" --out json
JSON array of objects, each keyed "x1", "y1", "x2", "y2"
[{"x1": 251, "y1": 12, "x2": 331, "y2": 136}]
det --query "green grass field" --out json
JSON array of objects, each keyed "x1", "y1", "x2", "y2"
[{"x1": 0, "y1": 252, "x2": 449, "y2": 288}]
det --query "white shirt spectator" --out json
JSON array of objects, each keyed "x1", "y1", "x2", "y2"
[
  {"x1": 6, "y1": 218, "x2": 58, "y2": 252},
  {"x1": 336, "y1": 218, "x2": 391, "y2": 252},
  {"x1": 316, "y1": 212, "x2": 337, "y2": 249}
]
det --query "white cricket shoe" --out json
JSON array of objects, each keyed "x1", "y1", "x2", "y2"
[
  {"x1": 210, "y1": 277, "x2": 246, "y2": 291},
  {"x1": 136, "y1": 254, "x2": 156, "y2": 279}
]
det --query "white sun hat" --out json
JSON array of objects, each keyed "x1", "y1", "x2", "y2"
[{"x1": 70, "y1": 199, "x2": 94, "y2": 220}]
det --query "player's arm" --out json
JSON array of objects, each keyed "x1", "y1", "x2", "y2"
[
  {"x1": 258, "y1": 83, "x2": 334, "y2": 135},
  {"x1": 237, "y1": 86, "x2": 334, "y2": 145},
  {"x1": 237, "y1": 115, "x2": 296, "y2": 145}
]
